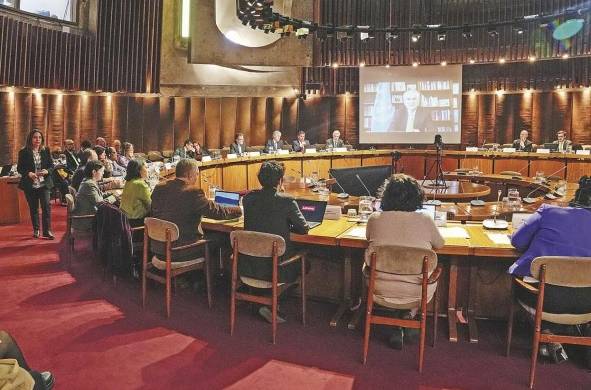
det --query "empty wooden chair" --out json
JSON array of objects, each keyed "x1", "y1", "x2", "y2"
[
  {"x1": 230, "y1": 230, "x2": 306, "y2": 344},
  {"x1": 142, "y1": 217, "x2": 213, "y2": 318},
  {"x1": 505, "y1": 256, "x2": 591, "y2": 389},
  {"x1": 362, "y1": 245, "x2": 442, "y2": 373},
  {"x1": 64, "y1": 194, "x2": 96, "y2": 268}
]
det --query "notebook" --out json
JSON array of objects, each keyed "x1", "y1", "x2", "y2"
[{"x1": 296, "y1": 199, "x2": 328, "y2": 229}]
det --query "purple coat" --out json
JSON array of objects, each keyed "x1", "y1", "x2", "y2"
[{"x1": 509, "y1": 204, "x2": 591, "y2": 277}]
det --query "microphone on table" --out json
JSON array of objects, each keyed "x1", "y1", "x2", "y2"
[
  {"x1": 522, "y1": 165, "x2": 567, "y2": 203},
  {"x1": 331, "y1": 176, "x2": 349, "y2": 199},
  {"x1": 356, "y1": 174, "x2": 372, "y2": 197}
]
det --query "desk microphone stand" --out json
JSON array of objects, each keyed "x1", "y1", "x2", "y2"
[{"x1": 422, "y1": 144, "x2": 447, "y2": 188}]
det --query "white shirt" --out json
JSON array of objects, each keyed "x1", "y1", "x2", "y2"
[{"x1": 405, "y1": 109, "x2": 417, "y2": 132}]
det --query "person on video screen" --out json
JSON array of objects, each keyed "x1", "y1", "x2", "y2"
[
  {"x1": 370, "y1": 82, "x2": 395, "y2": 132},
  {"x1": 393, "y1": 89, "x2": 434, "y2": 133}
]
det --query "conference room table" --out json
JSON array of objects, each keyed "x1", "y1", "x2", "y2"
[{"x1": 202, "y1": 213, "x2": 519, "y2": 344}]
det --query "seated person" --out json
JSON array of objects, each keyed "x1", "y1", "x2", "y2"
[
  {"x1": 0, "y1": 330, "x2": 54, "y2": 390},
  {"x1": 120, "y1": 159, "x2": 151, "y2": 226},
  {"x1": 241, "y1": 161, "x2": 310, "y2": 322},
  {"x1": 117, "y1": 142, "x2": 134, "y2": 168},
  {"x1": 173, "y1": 139, "x2": 195, "y2": 159},
  {"x1": 512, "y1": 130, "x2": 533, "y2": 152},
  {"x1": 291, "y1": 131, "x2": 311, "y2": 152},
  {"x1": 193, "y1": 142, "x2": 210, "y2": 161},
  {"x1": 553, "y1": 130, "x2": 572, "y2": 152},
  {"x1": 112, "y1": 139, "x2": 122, "y2": 155},
  {"x1": 365, "y1": 174, "x2": 444, "y2": 349},
  {"x1": 326, "y1": 130, "x2": 345, "y2": 149},
  {"x1": 73, "y1": 160, "x2": 105, "y2": 231},
  {"x1": 95, "y1": 137, "x2": 107, "y2": 148},
  {"x1": 63, "y1": 139, "x2": 80, "y2": 172},
  {"x1": 72, "y1": 149, "x2": 98, "y2": 191},
  {"x1": 106, "y1": 147, "x2": 126, "y2": 177},
  {"x1": 77, "y1": 140, "x2": 92, "y2": 160},
  {"x1": 229, "y1": 133, "x2": 247, "y2": 156},
  {"x1": 509, "y1": 177, "x2": 591, "y2": 362},
  {"x1": 151, "y1": 159, "x2": 241, "y2": 261},
  {"x1": 264, "y1": 131, "x2": 286, "y2": 153},
  {"x1": 94, "y1": 146, "x2": 112, "y2": 178}
]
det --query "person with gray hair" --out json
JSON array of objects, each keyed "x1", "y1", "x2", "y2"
[
  {"x1": 264, "y1": 130, "x2": 286, "y2": 153},
  {"x1": 150, "y1": 159, "x2": 242, "y2": 262},
  {"x1": 512, "y1": 129, "x2": 533, "y2": 152},
  {"x1": 392, "y1": 89, "x2": 434, "y2": 132}
]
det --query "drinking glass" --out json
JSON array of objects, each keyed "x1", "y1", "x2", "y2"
[
  {"x1": 208, "y1": 185, "x2": 218, "y2": 200},
  {"x1": 358, "y1": 196, "x2": 374, "y2": 222},
  {"x1": 310, "y1": 171, "x2": 319, "y2": 185},
  {"x1": 535, "y1": 171, "x2": 545, "y2": 183},
  {"x1": 508, "y1": 188, "x2": 521, "y2": 208}
]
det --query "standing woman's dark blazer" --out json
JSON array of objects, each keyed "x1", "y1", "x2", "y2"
[{"x1": 17, "y1": 147, "x2": 54, "y2": 192}]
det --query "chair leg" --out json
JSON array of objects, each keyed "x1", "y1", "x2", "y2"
[
  {"x1": 230, "y1": 267, "x2": 237, "y2": 336},
  {"x1": 529, "y1": 326, "x2": 541, "y2": 389},
  {"x1": 506, "y1": 287, "x2": 516, "y2": 357},
  {"x1": 432, "y1": 286, "x2": 439, "y2": 347},
  {"x1": 68, "y1": 237, "x2": 75, "y2": 268},
  {"x1": 166, "y1": 272, "x2": 171, "y2": 319},
  {"x1": 419, "y1": 304, "x2": 427, "y2": 373},
  {"x1": 301, "y1": 256, "x2": 306, "y2": 326},
  {"x1": 205, "y1": 257, "x2": 213, "y2": 308},
  {"x1": 272, "y1": 285, "x2": 278, "y2": 345},
  {"x1": 362, "y1": 292, "x2": 374, "y2": 364}
]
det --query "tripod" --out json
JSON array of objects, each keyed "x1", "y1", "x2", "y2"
[{"x1": 422, "y1": 145, "x2": 447, "y2": 188}]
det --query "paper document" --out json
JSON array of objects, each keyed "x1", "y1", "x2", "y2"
[
  {"x1": 344, "y1": 226, "x2": 366, "y2": 238},
  {"x1": 486, "y1": 233, "x2": 512, "y2": 245},
  {"x1": 438, "y1": 227, "x2": 470, "y2": 239}
]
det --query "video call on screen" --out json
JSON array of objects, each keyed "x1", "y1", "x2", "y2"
[{"x1": 359, "y1": 65, "x2": 463, "y2": 145}]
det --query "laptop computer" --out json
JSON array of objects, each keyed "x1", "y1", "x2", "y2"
[
  {"x1": 214, "y1": 190, "x2": 241, "y2": 207},
  {"x1": 296, "y1": 199, "x2": 328, "y2": 229}
]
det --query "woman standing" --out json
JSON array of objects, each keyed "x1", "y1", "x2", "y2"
[
  {"x1": 120, "y1": 159, "x2": 152, "y2": 226},
  {"x1": 17, "y1": 129, "x2": 55, "y2": 239}
]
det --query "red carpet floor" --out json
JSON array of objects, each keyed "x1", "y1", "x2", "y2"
[{"x1": 1, "y1": 205, "x2": 590, "y2": 389}]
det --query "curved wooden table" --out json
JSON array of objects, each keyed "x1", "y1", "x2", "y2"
[{"x1": 421, "y1": 180, "x2": 491, "y2": 201}]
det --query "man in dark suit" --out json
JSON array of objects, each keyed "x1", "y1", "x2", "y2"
[
  {"x1": 553, "y1": 130, "x2": 572, "y2": 152},
  {"x1": 325, "y1": 130, "x2": 345, "y2": 149},
  {"x1": 229, "y1": 133, "x2": 247, "y2": 155},
  {"x1": 291, "y1": 130, "x2": 311, "y2": 152},
  {"x1": 64, "y1": 139, "x2": 80, "y2": 172},
  {"x1": 264, "y1": 130, "x2": 286, "y2": 153},
  {"x1": 392, "y1": 89, "x2": 434, "y2": 132},
  {"x1": 512, "y1": 130, "x2": 533, "y2": 152},
  {"x1": 151, "y1": 159, "x2": 242, "y2": 261},
  {"x1": 173, "y1": 139, "x2": 195, "y2": 159}
]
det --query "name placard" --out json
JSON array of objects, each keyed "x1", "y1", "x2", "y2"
[
  {"x1": 536, "y1": 148, "x2": 550, "y2": 154},
  {"x1": 201, "y1": 156, "x2": 212, "y2": 162},
  {"x1": 226, "y1": 153, "x2": 237, "y2": 160},
  {"x1": 465, "y1": 147, "x2": 479, "y2": 152},
  {"x1": 277, "y1": 149, "x2": 289, "y2": 155},
  {"x1": 502, "y1": 147, "x2": 516, "y2": 153},
  {"x1": 576, "y1": 149, "x2": 591, "y2": 155},
  {"x1": 305, "y1": 148, "x2": 317, "y2": 154},
  {"x1": 248, "y1": 151, "x2": 261, "y2": 157},
  {"x1": 333, "y1": 147, "x2": 348, "y2": 152}
]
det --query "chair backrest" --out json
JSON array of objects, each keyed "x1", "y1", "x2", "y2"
[
  {"x1": 370, "y1": 245, "x2": 437, "y2": 275},
  {"x1": 230, "y1": 230, "x2": 286, "y2": 257},
  {"x1": 144, "y1": 217, "x2": 179, "y2": 243},
  {"x1": 530, "y1": 256, "x2": 591, "y2": 288},
  {"x1": 65, "y1": 194, "x2": 75, "y2": 214}
]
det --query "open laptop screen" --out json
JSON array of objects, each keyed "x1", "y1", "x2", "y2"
[
  {"x1": 214, "y1": 190, "x2": 241, "y2": 207},
  {"x1": 296, "y1": 199, "x2": 328, "y2": 228}
]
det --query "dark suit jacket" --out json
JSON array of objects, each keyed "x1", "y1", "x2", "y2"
[
  {"x1": 264, "y1": 139, "x2": 286, "y2": 153},
  {"x1": 391, "y1": 107, "x2": 434, "y2": 132},
  {"x1": 64, "y1": 150, "x2": 80, "y2": 172},
  {"x1": 151, "y1": 178, "x2": 241, "y2": 248},
  {"x1": 326, "y1": 138, "x2": 345, "y2": 148},
  {"x1": 512, "y1": 139, "x2": 533, "y2": 152},
  {"x1": 229, "y1": 142, "x2": 247, "y2": 155},
  {"x1": 552, "y1": 139, "x2": 572, "y2": 151},
  {"x1": 240, "y1": 188, "x2": 309, "y2": 282},
  {"x1": 291, "y1": 139, "x2": 310, "y2": 152},
  {"x1": 173, "y1": 147, "x2": 195, "y2": 159},
  {"x1": 17, "y1": 147, "x2": 54, "y2": 192}
]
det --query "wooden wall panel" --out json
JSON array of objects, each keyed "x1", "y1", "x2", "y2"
[
  {"x1": 477, "y1": 94, "x2": 495, "y2": 146},
  {"x1": 221, "y1": 97, "x2": 237, "y2": 147},
  {"x1": 494, "y1": 94, "x2": 514, "y2": 145},
  {"x1": 47, "y1": 94, "x2": 64, "y2": 151},
  {"x1": 0, "y1": 92, "x2": 15, "y2": 165},
  {"x1": 63, "y1": 95, "x2": 80, "y2": 142},
  {"x1": 236, "y1": 97, "x2": 252, "y2": 145},
  {"x1": 267, "y1": 97, "x2": 283, "y2": 134},
  {"x1": 31, "y1": 93, "x2": 47, "y2": 136},
  {"x1": 126, "y1": 97, "x2": 144, "y2": 151},
  {"x1": 300, "y1": 96, "x2": 330, "y2": 144},
  {"x1": 571, "y1": 90, "x2": 591, "y2": 145},
  {"x1": 159, "y1": 97, "x2": 174, "y2": 151},
  {"x1": 282, "y1": 98, "x2": 299, "y2": 142},
  {"x1": 142, "y1": 97, "x2": 160, "y2": 152},
  {"x1": 80, "y1": 95, "x2": 97, "y2": 145},
  {"x1": 190, "y1": 97, "x2": 205, "y2": 145},
  {"x1": 344, "y1": 96, "x2": 359, "y2": 145},
  {"x1": 173, "y1": 97, "x2": 190, "y2": 148},
  {"x1": 112, "y1": 96, "x2": 128, "y2": 144},
  {"x1": 461, "y1": 94, "x2": 478, "y2": 146},
  {"x1": 13, "y1": 93, "x2": 31, "y2": 155},
  {"x1": 531, "y1": 92, "x2": 553, "y2": 145},
  {"x1": 204, "y1": 98, "x2": 221, "y2": 149},
  {"x1": 551, "y1": 91, "x2": 572, "y2": 143},
  {"x1": 516, "y1": 93, "x2": 533, "y2": 141},
  {"x1": 96, "y1": 96, "x2": 113, "y2": 145},
  {"x1": 251, "y1": 97, "x2": 267, "y2": 146}
]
